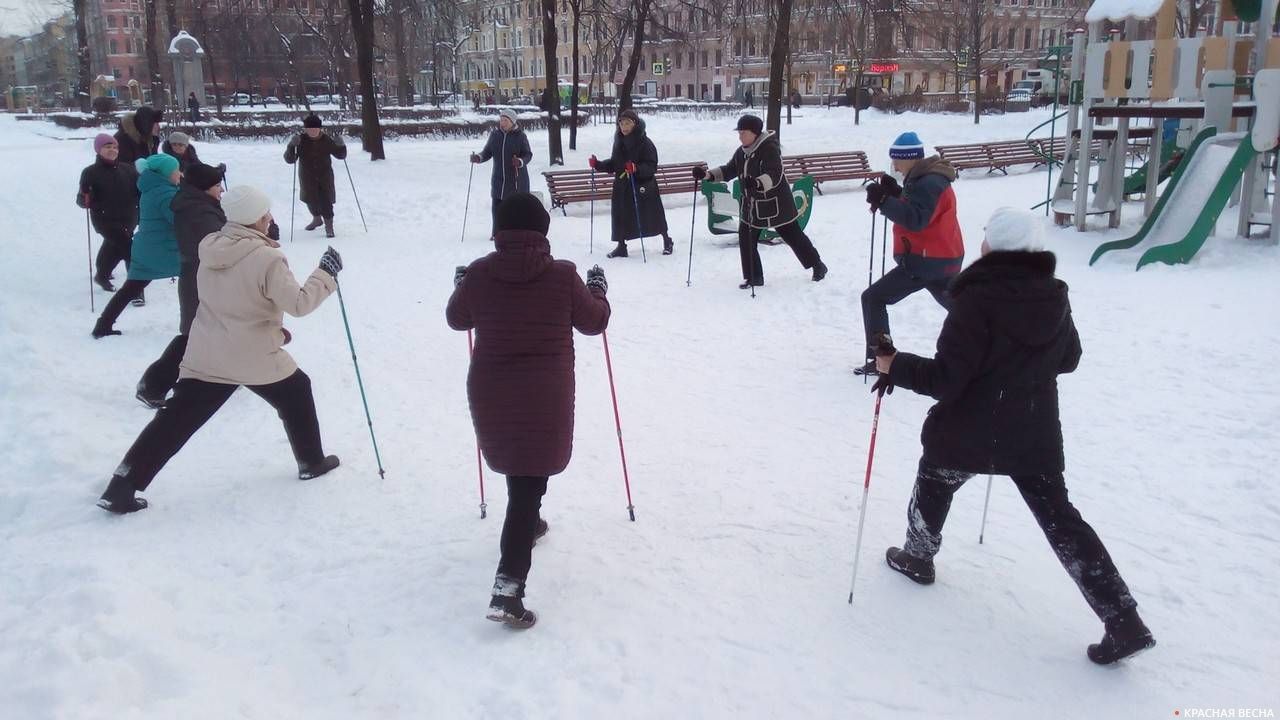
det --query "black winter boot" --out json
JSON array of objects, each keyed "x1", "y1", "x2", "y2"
[
  {"x1": 97, "y1": 475, "x2": 148, "y2": 514},
  {"x1": 324, "y1": 218, "x2": 335, "y2": 238},
  {"x1": 885, "y1": 546, "x2": 936, "y2": 585},
  {"x1": 662, "y1": 234, "x2": 674, "y2": 255},
  {"x1": 738, "y1": 280, "x2": 762, "y2": 290},
  {"x1": 533, "y1": 518, "x2": 549, "y2": 546},
  {"x1": 131, "y1": 290, "x2": 145, "y2": 308},
  {"x1": 853, "y1": 359, "x2": 879, "y2": 376},
  {"x1": 1088, "y1": 609, "x2": 1155, "y2": 665},
  {"x1": 298, "y1": 455, "x2": 340, "y2": 480},
  {"x1": 486, "y1": 574, "x2": 537, "y2": 629},
  {"x1": 135, "y1": 380, "x2": 165, "y2": 410},
  {"x1": 305, "y1": 216, "x2": 323, "y2": 231},
  {"x1": 92, "y1": 318, "x2": 121, "y2": 339},
  {"x1": 812, "y1": 260, "x2": 828, "y2": 281},
  {"x1": 94, "y1": 274, "x2": 115, "y2": 292},
  {"x1": 606, "y1": 241, "x2": 628, "y2": 258}
]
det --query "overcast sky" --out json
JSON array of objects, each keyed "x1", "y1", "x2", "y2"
[{"x1": 0, "y1": 0, "x2": 64, "y2": 37}]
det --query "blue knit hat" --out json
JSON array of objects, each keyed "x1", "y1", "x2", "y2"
[{"x1": 889, "y1": 132, "x2": 926, "y2": 160}]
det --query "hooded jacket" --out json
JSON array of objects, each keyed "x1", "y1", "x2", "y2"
[
  {"x1": 77, "y1": 155, "x2": 139, "y2": 232},
  {"x1": 127, "y1": 162, "x2": 181, "y2": 281},
  {"x1": 888, "y1": 251, "x2": 1081, "y2": 475},
  {"x1": 162, "y1": 140, "x2": 202, "y2": 172},
  {"x1": 170, "y1": 181, "x2": 225, "y2": 267},
  {"x1": 708, "y1": 130, "x2": 801, "y2": 229},
  {"x1": 879, "y1": 155, "x2": 964, "y2": 263},
  {"x1": 478, "y1": 124, "x2": 533, "y2": 200},
  {"x1": 114, "y1": 108, "x2": 161, "y2": 164},
  {"x1": 180, "y1": 222, "x2": 337, "y2": 386},
  {"x1": 445, "y1": 230, "x2": 611, "y2": 477},
  {"x1": 594, "y1": 117, "x2": 669, "y2": 240}
]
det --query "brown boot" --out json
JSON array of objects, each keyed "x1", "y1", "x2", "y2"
[
  {"x1": 324, "y1": 218, "x2": 335, "y2": 238},
  {"x1": 305, "y1": 216, "x2": 323, "y2": 231}
]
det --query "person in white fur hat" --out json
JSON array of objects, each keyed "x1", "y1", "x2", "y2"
[
  {"x1": 97, "y1": 186, "x2": 346, "y2": 515},
  {"x1": 870, "y1": 208, "x2": 1156, "y2": 665}
]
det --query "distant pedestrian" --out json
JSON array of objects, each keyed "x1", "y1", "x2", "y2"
[
  {"x1": 284, "y1": 113, "x2": 347, "y2": 238},
  {"x1": 77, "y1": 133, "x2": 139, "y2": 292},
  {"x1": 188, "y1": 92, "x2": 200, "y2": 123},
  {"x1": 587, "y1": 109, "x2": 674, "y2": 258},
  {"x1": 469, "y1": 108, "x2": 533, "y2": 237}
]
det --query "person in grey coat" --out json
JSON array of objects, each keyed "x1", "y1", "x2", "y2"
[{"x1": 470, "y1": 108, "x2": 533, "y2": 236}]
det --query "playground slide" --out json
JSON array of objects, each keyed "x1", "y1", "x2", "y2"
[
  {"x1": 1089, "y1": 128, "x2": 1257, "y2": 268},
  {"x1": 1120, "y1": 141, "x2": 1182, "y2": 197}
]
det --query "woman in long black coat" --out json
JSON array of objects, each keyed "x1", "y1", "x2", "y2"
[{"x1": 589, "y1": 110, "x2": 673, "y2": 258}]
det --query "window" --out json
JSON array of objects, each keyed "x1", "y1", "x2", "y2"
[
  {"x1": 701, "y1": 51, "x2": 708, "y2": 68},
  {"x1": 110, "y1": 39, "x2": 118, "y2": 54},
  {"x1": 1007, "y1": 28, "x2": 1016, "y2": 48},
  {"x1": 905, "y1": 72, "x2": 913, "y2": 89},
  {"x1": 904, "y1": 25, "x2": 915, "y2": 49},
  {"x1": 922, "y1": 72, "x2": 930, "y2": 90},
  {"x1": 715, "y1": 50, "x2": 721, "y2": 66},
  {"x1": 1024, "y1": 28, "x2": 1032, "y2": 49},
  {"x1": 675, "y1": 53, "x2": 681, "y2": 69},
  {"x1": 107, "y1": 15, "x2": 117, "y2": 27},
  {"x1": 674, "y1": 84, "x2": 681, "y2": 96}
]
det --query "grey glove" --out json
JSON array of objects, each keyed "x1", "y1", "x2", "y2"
[
  {"x1": 319, "y1": 246, "x2": 343, "y2": 278},
  {"x1": 586, "y1": 265, "x2": 607, "y2": 295},
  {"x1": 454, "y1": 265, "x2": 467, "y2": 287},
  {"x1": 330, "y1": 132, "x2": 345, "y2": 146},
  {"x1": 288, "y1": 133, "x2": 302, "y2": 148}
]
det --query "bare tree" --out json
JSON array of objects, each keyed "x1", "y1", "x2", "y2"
[
  {"x1": 347, "y1": 0, "x2": 386, "y2": 159},
  {"x1": 765, "y1": 0, "x2": 793, "y2": 134},
  {"x1": 71, "y1": 0, "x2": 90, "y2": 112},
  {"x1": 618, "y1": 0, "x2": 653, "y2": 110},
  {"x1": 388, "y1": 0, "x2": 415, "y2": 104},
  {"x1": 143, "y1": 0, "x2": 163, "y2": 106},
  {"x1": 567, "y1": 0, "x2": 585, "y2": 148},
  {"x1": 541, "y1": 0, "x2": 564, "y2": 164}
]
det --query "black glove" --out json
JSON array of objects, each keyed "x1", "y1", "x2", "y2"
[
  {"x1": 692, "y1": 165, "x2": 707, "y2": 180},
  {"x1": 586, "y1": 265, "x2": 607, "y2": 295},
  {"x1": 880, "y1": 173, "x2": 902, "y2": 198},
  {"x1": 267, "y1": 220, "x2": 280, "y2": 242},
  {"x1": 454, "y1": 265, "x2": 467, "y2": 288},
  {"x1": 216, "y1": 162, "x2": 227, "y2": 174},
  {"x1": 330, "y1": 132, "x2": 345, "y2": 146},
  {"x1": 871, "y1": 374, "x2": 894, "y2": 396},
  {"x1": 872, "y1": 332, "x2": 896, "y2": 357},
  {"x1": 319, "y1": 246, "x2": 343, "y2": 278},
  {"x1": 865, "y1": 181, "x2": 885, "y2": 212},
  {"x1": 288, "y1": 133, "x2": 302, "y2": 148},
  {"x1": 470, "y1": 153, "x2": 482, "y2": 164}
]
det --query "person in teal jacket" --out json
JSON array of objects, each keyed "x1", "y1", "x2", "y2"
[{"x1": 93, "y1": 153, "x2": 182, "y2": 338}]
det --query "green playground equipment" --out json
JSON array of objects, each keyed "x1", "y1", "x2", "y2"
[
  {"x1": 700, "y1": 175, "x2": 816, "y2": 241},
  {"x1": 1119, "y1": 140, "x2": 1183, "y2": 198}
]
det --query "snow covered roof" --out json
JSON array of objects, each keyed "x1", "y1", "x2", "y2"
[{"x1": 1085, "y1": 0, "x2": 1166, "y2": 22}]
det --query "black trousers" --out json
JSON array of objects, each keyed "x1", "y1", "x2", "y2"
[
  {"x1": 305, "y1": 199, "x2": 334, "y2": 219},
  {"x1": 902, "y1": 459, "x2": 1138, "y2": 624},
  {"x1": 138, "y1": 334, "x2": 188, "y2": 401},
  {"x1": 860, "y1": 257, "x2": 957, "y2": 356},
  {"x1": 113, "y1": 370, "x2": 326, "y2": 492},
  {"x1": 496, "y1": 476, "x2": 548, "y2": 585},
  {"x1": 95, "y1": 224, "x2": 133, "y2": 280},
  {"x1": 97, "y1": 279, "x2": 151, "y2": 329},
  {"x1": 738, "y1": 222, "x2": 821, "y2": 284},
  {"x1": 177, "y1": 262, "x2": 199, "y2": 335}
]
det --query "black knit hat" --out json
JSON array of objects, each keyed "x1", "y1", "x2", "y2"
[
  {"x1": 735, "y1": 114, "x2": 764, "y2": 135},
  {"x1": 184, "y1": 162, "x2": 224, "y2": 191},
  {"x1": 495, "y1": 192, "x2": 551, "y2": 235},
  {"x1": 303, "y1": 113, "x2": 323, "y2": 128},
  {"x1": 618, "y1": 108, "x2": 641, "y2": 124}
]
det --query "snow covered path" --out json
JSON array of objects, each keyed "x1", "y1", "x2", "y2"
[{"x1": 0, "y1": 109, "x2": 1277, "y2": 719}]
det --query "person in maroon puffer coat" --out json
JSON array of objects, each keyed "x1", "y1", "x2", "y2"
[{"x1": 446, "y1": 192, "x2": 611, "y2": 629}]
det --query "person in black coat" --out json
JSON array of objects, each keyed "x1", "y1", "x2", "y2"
[
  {"x1": 588, "y1": 109, "x2": 673, "y2": 258},
  {"x1": 114, "y1": 106, "x2": 162, "y2": 164},
  {"x1": 693, "y1": 114, "x2": 827, "y2": 289},
  {"x1": 162, "y1": 131, "x2": 202, "y2": 172},
  {"x1": 77, "y1": 133, "x2": 140, "y2": 291},
  {"x1": 470, "y1": 108, "x2": 533, "y2": 237},
  {"x1": 187, "y1": 92, "x2": 200, "y2": 123},
  {"x1": 872, "y1": 208, "x2": 1154, "y2": 666},
  {"x1": 285, "y1": 113, "x2": 348, "y2": 238},
  {"x1": 136, "y1": 163, "x2": 228, "y2": 408}
]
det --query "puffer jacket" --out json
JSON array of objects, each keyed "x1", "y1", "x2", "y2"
[
  {"x1": 180, "y1": 222, "x2": 337, "y2": 386},
  {"x1": 477, "y1": 125, "x2": 533, "y2": 200},
  {"x1": 879, "y1": 155, "x2": 964, "y2": 262},
  {"x1": 445, "y1": 230, "x2": 610, "y2": 477},
  {"x1": 127, "y1": 162, "x2": 181, "y2": 281}
]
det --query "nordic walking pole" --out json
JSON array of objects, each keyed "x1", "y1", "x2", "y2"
[
  {"x1": 342, "y1": 157, "x2": 368, "y2": 233},
  {"x1": 686, "y1": 178, "x2": 699, "y2": 287},
  {"x1": 979, "y1": 475, "x2": 994, "y2": 544},
  {"x1": 290, "y1": 160, "x2": 297, "y2": 243},
  {"x1": 601, "y1": 329, "x2": 636, "y2": 521},
  {"x1": 627, "y1": 172, "x2": 648, "y2": 263},
  {"x1": 332, "y1": 268, "x2": 386, "y2": 479},
  {"x1": 85, "y1": 208, "x2": 94, "y2": 313},
  {"x1": 881, "y1": 214, "x2": 888, "y2": 278},
  {"x1": 848, "y1": 385, "x2": 886, "y2": 603},
  {"x1": 461, "y1": 161, "x2": 475, "y2": 243},
  {"x1": 467, "y1": 328, "x2": 487, "y2": 518},
  {"x1": 865, "y1": 211, "x2": 876, "y2": 383},
  {"x1": 589, "y1": 169, "x2": 596, "y2": 254}
]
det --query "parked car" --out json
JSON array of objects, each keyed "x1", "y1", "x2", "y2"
[
  {"x1": 229, "y1": 92, "x2": 250, "y2": 105},
  {"x1": 262, "y1": 96, "x2": 280, "y2": 105}
]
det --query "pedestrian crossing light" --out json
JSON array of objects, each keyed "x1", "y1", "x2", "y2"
[{"x1": 653, "y1": 62, "x2": 665, "y2": 76}]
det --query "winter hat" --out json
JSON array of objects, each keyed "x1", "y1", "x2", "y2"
[
  {"x1": 135, "y1": 152, "x2": 179, "y2": 177},
  {"x1": 889, "y1": 132, "x2": 926, "y2": 160},
  {"x1": 303, "y1": 113, "x2": 323, "y2": 129},
  {"x1": 133, "y1": 106, "x2": 161, "y2": 136},
  {"x1": 984, "y1": 207, "x2": 1046, "y2": 253},
  {"x1": 221, "y1": 185, "x2": 273, "y2": 226},
  {"x1": 735, "y1": 114, "x2": 764, "y2": 135},
  {"x1": 498, "y1": 108, "x2": 518, "y2": 125},
  {"x1": 494, "y1": 192, "x2": 551, "y2": 235},
  {"x1": 94, "y1": 133, "x2": 116, "y2": 153},
  {"x1": 617, "y1": 109, "x2": 641, "y2": 124},
  {"x1": 184, "y1": 162, "x2": 224, "y2": 192},
  {"x1": 168, "y1": 131, "x2": 190, "y2": 145}
]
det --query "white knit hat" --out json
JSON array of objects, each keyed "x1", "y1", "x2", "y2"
[
  {"x1": 984, "y1": 207, "x2": 1046, "y2": 253},
  {"x1": 498, "y1": 108, "x2": 518, "y2": 124},
  {"x1": 221, "y1": 185, "x2": 272, "y2": 226}
]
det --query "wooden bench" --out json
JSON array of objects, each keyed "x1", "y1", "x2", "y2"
[
  {"x1": 780, "y1": 151, "x2": 876, "y2": 194},
  {"x1": 544, "y1": 162, "x2": 704, "y2": 213},
  {"x1": 938, "y1": 138, "x2": 1109, "y2": 175}
]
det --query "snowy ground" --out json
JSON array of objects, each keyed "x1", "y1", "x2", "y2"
[{"x1": 1, "y1": 107, "x2": 1277, "y2": 719}]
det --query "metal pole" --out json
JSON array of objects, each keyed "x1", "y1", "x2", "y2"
[
  {"x1": 333, "y1": 275, "x2": 386, "y2": 479},
  {"x1": 290, "y1": 160, "x2": 297, "y2": 243},
  {"x1": 847, "y1": 387, "x2": 885, "y2": 603},
  {"x1": 589, "y1": 169, "x2": 596, "y2": 254},
  {"x1": 979, "y1": 475, "x2": 993, "y2": 544},
  {"x1": 461, "y1": 161, "x2": 475, "y2": 243},
  {"x1": 601, "y1": 330, "x2": 636, "y2": 521},
  {"x1": 467, "y1": 328, "x2": 487, "y2": 518},
  {"x1": 85, "y1": 209, "x2": 94, "y2": 313},
  {"x1": 628, "y1": 172, "x2": 647, "y2": 263},
  {"x1": 342, "y1": 157, "x2": 368, "y2": 233},
  {"x1": 880, "y1": 214, "x2": 888, "y2": 278},
  {"x1": 686, "y1": 179, "x2": 698, "y2": 286}
]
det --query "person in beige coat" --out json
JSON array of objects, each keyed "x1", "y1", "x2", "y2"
[{"x1": 97, "y1": 186, "x2": 346, "y2": 514}]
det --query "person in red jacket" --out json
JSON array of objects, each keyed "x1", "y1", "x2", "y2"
[
  {"x1": 857, "y1": 131, "x2": 964, "y2": 375},
  {"x1": 446, "y1": 192, "x2": 611, "y2": 629}
]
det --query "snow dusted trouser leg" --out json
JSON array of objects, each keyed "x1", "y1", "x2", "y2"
[
  {"x1": 737, "y1": 225, "x2": 765, "y2": 284},
  {"x1": 246, "y1": 370, "x2": 327, "y2": 470},
  {"x1": 902, "y1": 459, "x2": 974, "y2": 561},
  {"x1": 138, "y1": 334, "x2": 189, "y2": 401},
  {"x1": 305, "y1": 200, "x2": 335, "y2": 220},
  {"x1": 860, "y1": 258, "x2": 956, "y2": 358},
  {"x1": 177, "y1": 261, "x2": 199, "y2": 335},
  {"x1": 115, "y1": 379, "x2": 240, "y2": 491},
  {"x1": 96, "y1": 279, "x2": 152, "y2": 330},
  {"x1": 1009, "y1": 472, "x2": 1138, "y2": 624},
  {"x1": 773, "y1": 222, "x2": 821, "y2": 270},
  {"x1": 496, "y1": 476, "x2": 549, "y2": 588},
  {"x1": 95, "y1": 224, "x2": 133, "y2": 280}
]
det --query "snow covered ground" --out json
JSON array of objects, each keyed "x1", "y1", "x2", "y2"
[{"x1": 1, "y1": 107, "x2": 1277, "y2": 719}]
